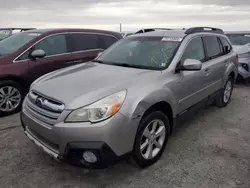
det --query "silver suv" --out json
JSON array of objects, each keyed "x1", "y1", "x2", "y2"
[{"x1": 21, "y1": 27, "x2": 238, "y2": 168}]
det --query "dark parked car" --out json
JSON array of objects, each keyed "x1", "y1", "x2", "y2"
[
  {"x1": 0, "y1": 28, "x2": 35, "y2": 41},
  {"x1": 0, "y1": 28, "x2": 122, "y2": 115}
]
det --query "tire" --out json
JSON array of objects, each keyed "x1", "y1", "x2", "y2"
[
  {"x1": 131, "y1": 111, "x2": 170, "y2": 168},
  {"x1": 0, "y1": 80, "x2": 24, "y2": 116},
  {"x1": 216, "y1": 76, "x2": 234, "y2": 108}
]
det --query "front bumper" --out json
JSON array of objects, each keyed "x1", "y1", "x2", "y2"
[
  {"x1": 23, "y1": 125, "x2": 123, "y2": 168},
  {"x1": 21, "y1": 105, "x2": 138, "y2": 168}
]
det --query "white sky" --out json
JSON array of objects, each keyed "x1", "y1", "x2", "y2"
[{"x1": 0, "y1": 0, "x2": 250, "y2": 32}]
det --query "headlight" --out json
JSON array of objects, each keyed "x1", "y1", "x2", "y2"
[{"x1": 65, "y1": 90, "x2": 127, "y2": 123}]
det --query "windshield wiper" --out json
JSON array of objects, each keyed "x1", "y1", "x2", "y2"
[
  {"x1": 92, "y1": 59, "x2": 104, "y2": 63},
  {"x1": 92, "y1": 60, "x2": 147, "y2": 69},
  {"x1": 110, "y1": 63, "x2": 141, "y2": 68}
]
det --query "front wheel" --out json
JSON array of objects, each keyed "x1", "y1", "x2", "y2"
[
  {"x1": 216, "y1": 76, "x2": 234, "y2": 108},
  {"x1": 0, "y1": 81, "x2": 23, "y2": 116},
  {"x1": 131, "y1": 111, "x2": 170, "y2": 168}
]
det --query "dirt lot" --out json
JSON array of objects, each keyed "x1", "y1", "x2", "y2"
[{"x1": 0, "y1": 84, "x2": 249, "y2": 188}]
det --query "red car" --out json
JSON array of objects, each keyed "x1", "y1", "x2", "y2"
[{"x1": 0, "y1": 28, "x2": 122, "y2": 115}]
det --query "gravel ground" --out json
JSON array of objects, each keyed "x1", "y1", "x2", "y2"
[{"x1": 0, "y1": 84, "x2": 249, "y2": 188}]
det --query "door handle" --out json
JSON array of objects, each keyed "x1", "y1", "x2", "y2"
[
  {"x1": 73, "y1": 60, "x2": 84, "y2": 64},
  {"x1": 65, "y1": 61, "x2": 74, "y2": 64},
  {"x1": 65, "y1": 60, "x2": 83, "y2": 64}
]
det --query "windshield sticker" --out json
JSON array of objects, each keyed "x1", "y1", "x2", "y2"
[
  {"x1": 161, "y1": 37, "x2": 183, "y2": 42},
  {"x1": 28, "y1": 33, "x2": 41, "y2": 36}
]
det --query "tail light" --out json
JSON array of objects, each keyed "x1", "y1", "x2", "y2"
[{"x1": 236, "y1": 54, "x2": 239, "y2": 62}]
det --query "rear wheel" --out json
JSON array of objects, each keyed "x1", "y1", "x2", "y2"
[
  {"x1": 131, "y1": 111, "x2": 170, "y2": 168},
  {"x1": 0, "y1": 81, "x2": 23, "y2": 116},
  {"x1": 216, "y1": 76, "x2": 233, "y2": 108}
]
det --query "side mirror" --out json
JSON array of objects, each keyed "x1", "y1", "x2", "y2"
[
  {"x1": 181, "y1": 59, "x2": 202, "y2": 71},
  {"x1": 30, "y1": 49, "x2": 46, "y2": 59}
]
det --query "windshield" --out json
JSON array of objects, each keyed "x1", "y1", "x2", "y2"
[
  {"x1": 226, "y1": 34, "x2": 250, "y2": 46},
  {"x1": 0, "y1": 32, "x2": 38, "y2": 56},
  {"x1": 0, "y1": 29, "x2": 12, "y2": 40},
  {"x1": 96, "y1": 37, "x2": 180, "y2": 70}
]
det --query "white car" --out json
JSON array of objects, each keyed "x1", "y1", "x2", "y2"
[
  {"x1": 0, "y1": 28, "x2": 35, "y2": 41},
  {"x1": 225, "y1": 31, "x2": 250, "y2": 80}
]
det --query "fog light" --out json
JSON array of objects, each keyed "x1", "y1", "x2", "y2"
[{"x1": 82, "y1": 151, "x2": 97, "y2": 163}]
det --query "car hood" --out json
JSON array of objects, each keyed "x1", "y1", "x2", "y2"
[
  {"x1": 232, "y1": 43, "x2": 250, "y2": 54},
  {"x1": 31, "y1": 62, "x2": 159, "y2": 109}
]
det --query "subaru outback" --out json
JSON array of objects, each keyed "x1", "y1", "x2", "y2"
[{"x1": 21, "y1": 27, "x2": 238, "y2": 168}]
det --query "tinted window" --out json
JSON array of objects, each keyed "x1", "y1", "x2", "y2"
[
  {"x1": 34, "y1": 34, "x2": 67, "y2": 56},
  {"x1": 97, "y1": 37, "x2": 180, "y2": 70},
  {"x1": 0, "y1": 33, "x2": 38, "y2": 57},
  {"x1": 181, "y1": 37, "x2": 205, "y2": 62},
  {"x1": 203, "y1": 36, "x2": 222, "y2": 60},
  {"x1": 68, "y1": 33, "x2": 99, "y2": 52},
  {"x1": 99, "y1": 35, "x2": 117, "y2": 49},
  {"x1": 17, "y1": 34, "x2": 67, "y2": 61},
  {"x1": 226, "y1": 34, "x2": 250, "y2": 45},
  {"x1": 219, "y1": 37, "x2": 232, "y2": 54}
]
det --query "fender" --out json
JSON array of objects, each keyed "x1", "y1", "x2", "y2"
[
  {"x1": 120, "y1": 86, "x2": 177, "y2": 120},
  {"x1": 221, "y1": 62, "x2": 238, "y2": 88}
]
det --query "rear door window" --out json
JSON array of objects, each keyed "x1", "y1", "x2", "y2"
[
  {"x1": 67, "y1": 33, "x2": 99, "y2": 52},
  {"x1": 99, "y1": 35, "x2": 118, "y2": 49},
  {"x1": 203, "y1": 36, "x2": 222, "y2": 60}
]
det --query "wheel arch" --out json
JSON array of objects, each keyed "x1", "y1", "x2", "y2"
[
  {"x1": 221, "y1": 64, "x2": 238, "y2": 87},
  {"x1": 0, "y1": 75, "x2": 29, "y2": 92},
  {"x1": 139, "y1": 101, "x2": 174, "y2": 134}
]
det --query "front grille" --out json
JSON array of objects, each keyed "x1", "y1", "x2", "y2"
[{"x1": 24, "y1": 91, "x2": 65, "y2": 126}]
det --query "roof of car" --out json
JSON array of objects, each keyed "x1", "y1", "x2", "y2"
[
  {"x1": 128, "y1": 30, "x2": 187, "y2": 38},
  {"x1": 23, "y1": 28, "x2": 123, "y2": 38}
]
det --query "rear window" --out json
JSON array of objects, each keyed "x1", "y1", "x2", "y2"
[
  {"x1": 0, "y1": 32, "x2": 38, "y2": 56},
  {"x1": 219, "y1": 37, "x2": 232, "y2": 54},
  {"x1": 226, "y1": 34, "x2": 250, "y2": 46}
]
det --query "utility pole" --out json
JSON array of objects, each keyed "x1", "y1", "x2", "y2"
[{"x1": 119, "y1": 23, "x2": 122, "y2": 33}]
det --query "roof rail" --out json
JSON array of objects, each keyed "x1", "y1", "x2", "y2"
[
  {"x1": 185, "y1": 27, "x2": 224, "y2": 35},
  {"x1": 20, "y1": 28, "x2": 36, "y2": 31},
  {"x1": 134, "y1": 28, "x2": 173, "y2": 34},
  {"x1": 0, "y1": 28, "x2": 36, "y2": 31}
]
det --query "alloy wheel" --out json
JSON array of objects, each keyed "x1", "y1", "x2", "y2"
[
  {"x1": 223, "y1": 80, "x2": 232, "y2": 103},
  {"x1": 140, "y1": 119, "x2": 166, "y2": 160},
  {"x1": 0, "y1": 86, "x2": 21, "y2": 112}
]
